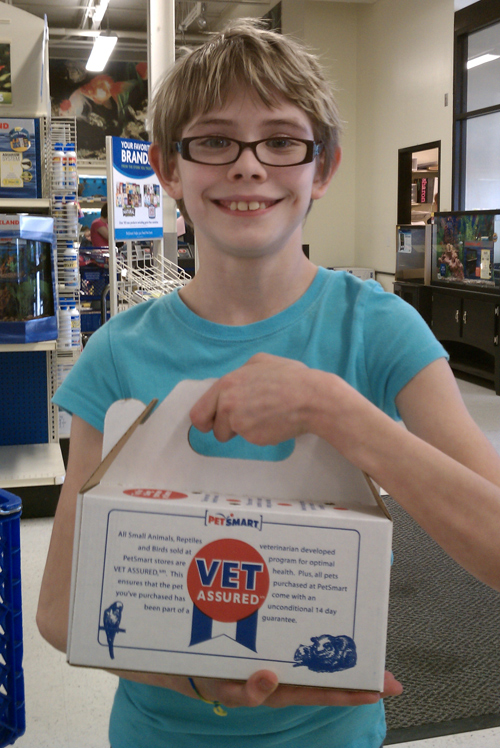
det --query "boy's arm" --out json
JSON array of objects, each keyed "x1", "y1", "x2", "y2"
[
  {"x1": 37, "y1": 414, "x2": 402, "y2": 706},
  {"x1": 37, "y1": 415, "x2": 104, "y2": 651},
  {"x1": 37, "y1": 416, "x2": 198, "y2": 690},
  {"x1": 190, "y1": 354, "x2": 500, "y2": 591}
]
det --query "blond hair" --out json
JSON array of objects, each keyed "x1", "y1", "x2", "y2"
[{"x1": 150, "y1": 19, "x2": 342, "y2": 220}]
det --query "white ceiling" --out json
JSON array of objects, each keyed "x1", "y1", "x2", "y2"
[
  {"x1": 9, "y1": 0, "x2": 280, "y2": 59},
  {"x1": 8, "y1": 0, "x2": 378, "y2": 57}
]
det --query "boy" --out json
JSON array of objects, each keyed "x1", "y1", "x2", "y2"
[{"x1": 38, "y1": 20, "x2": 500, "y2": 748}]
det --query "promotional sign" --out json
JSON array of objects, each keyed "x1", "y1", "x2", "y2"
[
  {"x1": 0, "y1": 118, "x2": 42, "y2": 198},
  {"x1": 110, "y1": 137, "x2": 163, "y2": 240}
]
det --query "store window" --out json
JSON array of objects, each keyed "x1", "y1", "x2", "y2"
[{"x1": 453, "y1": 1, "x2": 500, "y2": 210}]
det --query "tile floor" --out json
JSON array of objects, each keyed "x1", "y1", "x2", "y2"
[{"x1": 12, "y1": 376, "x2": 500, "y2": 747}]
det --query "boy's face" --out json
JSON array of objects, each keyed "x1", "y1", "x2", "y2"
[{"x1": 151, "y1": 87, "x2": 338, "y2": 261}]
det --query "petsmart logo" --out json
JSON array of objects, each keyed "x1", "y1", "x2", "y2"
[{"x1": 205, "y1": 511, "x2": 262, "y2": 531}]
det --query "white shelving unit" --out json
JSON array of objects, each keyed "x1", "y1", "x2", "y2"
[
  {"x1": 0, "y1": 341, "x2": 56, "y2": 352},
  {"x1": 0, "y1": 198, "x2": 51, "y2": 211},
  {"x1": 116, "y1": 247, "x2": 190, "y2": 309},
  {"x1": 50, "y1": 117, "x2": 81, "y2": 439},
  {"x1": 0, "y1": 117, "x2": 66, "y2": 489},
  {"x1": 0, "y1": 444, "x2": 65, "y2": 489}
]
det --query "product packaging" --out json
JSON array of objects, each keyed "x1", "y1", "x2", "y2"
[
  {"x1": 0, "y1": 119, "x2": 43, "y2": 198},
  {"x1": 67, "y1": 380, "x2": 393, "y2": 691}
]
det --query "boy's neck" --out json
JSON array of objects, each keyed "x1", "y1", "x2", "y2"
[{"x1": 178, "y1": 246, "x2": 317, "y2": 326}]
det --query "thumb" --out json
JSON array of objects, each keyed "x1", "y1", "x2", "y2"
[{"x1": 244, "y1": 670, "x2": 280, "y2": 706}]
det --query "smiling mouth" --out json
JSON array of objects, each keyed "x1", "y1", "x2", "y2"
[{"x1": 215, "y1": 199, "x2": 281, "y2": 212}]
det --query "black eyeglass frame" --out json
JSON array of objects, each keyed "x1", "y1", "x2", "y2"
[{"x1": 173, "y1": 137, "x2": 324, "y2": 166}]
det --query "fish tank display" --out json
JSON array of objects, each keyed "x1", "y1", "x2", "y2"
[
  {"x1": 431, "y1": 211, "x2": 500, "y2": 291},
  {"x1": 0, "y1": 215, "x2": 56, "y2": 343},
  {"x1": 396, "y1": 224, "x2": 431, "y2": 283}
]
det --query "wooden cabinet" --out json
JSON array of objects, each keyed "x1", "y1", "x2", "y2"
[
  {"x1": 431, "y1": 287, "x2": 500, "y2": 394},
  {"x1": 393, "y1": 282, "x2": 500, "y2": 394},
  {"x1": 393, "y1": 282, "x2": 433, "y2": 326}
]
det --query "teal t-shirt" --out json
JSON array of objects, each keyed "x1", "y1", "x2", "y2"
[{"x1": 54, "y1": 267, "x2": 447, "y2": 748}]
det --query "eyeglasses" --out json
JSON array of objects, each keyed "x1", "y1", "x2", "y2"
[{"x1": 174, "y1": 136, "x2": 323, "y2": 167}]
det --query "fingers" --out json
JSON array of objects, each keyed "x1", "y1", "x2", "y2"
[
  {"x1": 190, "y1": 381, "x2": 237, "y2": 443},
  {"x1": 193, "y1": 671, "x2": 279, "y2": 709},
  {"x1": 189, "y1": 354, "x2": 311, "y2": 446},
  {"x1": 189, "y1": 381, "x2": 220, "y2": 435},
  {"x1": 191, "y1": 670, "x2": 403, "y2": 710},
  {"x1": 381, "y1": 670, "x2": 404, "y2": 698}
]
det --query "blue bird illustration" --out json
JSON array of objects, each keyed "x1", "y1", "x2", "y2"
[{"x1": 101, "y1": 601, "x2": 125, "y2": 659}]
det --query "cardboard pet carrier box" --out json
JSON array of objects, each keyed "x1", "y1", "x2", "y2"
[{"x1": 67, "y1": 380, "x2": 393, "y2": 691}]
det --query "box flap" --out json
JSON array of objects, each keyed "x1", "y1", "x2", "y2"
[
  {"x1": 363, "y1": 473, "x2": 391, "y2": 519},
  {"x1": 92, "y1": 379, "x2": 384, "y2": 508},
  {"x1": 101, "y1": 398, "x2": 153, "y2": 459},
  {"x1": 81, "y1": 399, "x2": 157, "y2": 493}
]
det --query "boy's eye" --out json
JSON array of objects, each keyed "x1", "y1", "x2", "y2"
[
  {"x1": 196, "y1": 137, "x2": 232, "y2": 150},
  {"x1": 265, "y1": 138, "x2": 301, "y2": 150}
]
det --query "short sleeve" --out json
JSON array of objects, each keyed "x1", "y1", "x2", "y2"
[
  {"x1": 52, "y1": 321, "x2": 125, "y2": 432},
  {"x1": 361, "y1": 282, "x2": 448, "y2": 417}
]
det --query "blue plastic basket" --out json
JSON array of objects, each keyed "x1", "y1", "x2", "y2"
[
  {"x1": 80, "y1": 265, "x2": 109, "y2": 302},
  {"x1": 0, "y1": 491, "x2": 25, "y2": 747}
]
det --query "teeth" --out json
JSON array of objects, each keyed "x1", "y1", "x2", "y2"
[{"x1": 228, "y1": 201, "x2": 268, "y2": 211}]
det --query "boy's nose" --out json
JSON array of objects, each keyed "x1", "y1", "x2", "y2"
[{"x1": 227, "y1": 146, "x2": 267, "y2": 179}]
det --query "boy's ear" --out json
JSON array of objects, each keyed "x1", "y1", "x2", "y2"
[
  {"x1": 311, "y1": 146, "x2": 341, "y2": 201},
  {"x1": 148, "y1": 143, "x2": 183, "y2": 200}
]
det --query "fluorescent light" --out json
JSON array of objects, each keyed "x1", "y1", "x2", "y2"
[
  {"x1": 178, "y1": 2, "x2": 202, "y2": 32},
  {"x1": 92, "y1": 0, "x2": 110, "y2": 28},
  {"x1": 467, "y1": 53, "x2": 500, "y2": 70},
  {"x1": 86, "y1": 34, "x2": 118, "y2": 72}
]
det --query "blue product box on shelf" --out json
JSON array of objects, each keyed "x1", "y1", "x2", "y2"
[{"x1": 0, "y1": 118, "x2": 42, "y2": 199}]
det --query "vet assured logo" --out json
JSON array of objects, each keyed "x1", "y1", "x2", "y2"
[
  {"x1": 123, "y1": 488, "x2": 188, "y2": 499},
  {"x1": 187, "y1": 539, "x2": 269, "y2": 623},
  {"x1": 205, "y1": 511, "x2": 262, "y2": 530}
]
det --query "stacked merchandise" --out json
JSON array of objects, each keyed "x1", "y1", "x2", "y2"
[{"x1": 51, "y1": 118, "x2": 80, "y2": 438}]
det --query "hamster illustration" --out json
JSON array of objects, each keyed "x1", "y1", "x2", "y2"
[{"x1": 293, "y1": 634, "x2": 357, "y2": 673}]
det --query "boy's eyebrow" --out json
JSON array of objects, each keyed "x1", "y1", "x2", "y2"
[{"x1": 186, "y1": 116, "x2": 311, "y2": 136}]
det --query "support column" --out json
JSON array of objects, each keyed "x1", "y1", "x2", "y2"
[{"x1": 148, "y1": 0, "x2": 178, "y2": 264}]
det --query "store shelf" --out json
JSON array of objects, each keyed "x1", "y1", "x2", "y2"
[
  {"x1": 0, "y1": 443, "x2": 65, "y2": 488},
  {"x1": 0, "y1": 198, "x2": 51, "y2": 212},
  {"x1": 0, "y1": 341, "x2": 57, "y2": 353}
]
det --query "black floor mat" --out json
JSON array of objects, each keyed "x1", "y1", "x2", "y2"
[{"x1": 383, "y1": 496, "x2": 500, "y2": 740}]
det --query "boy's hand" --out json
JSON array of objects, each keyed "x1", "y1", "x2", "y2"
[
  {"x1": 190, "y1": 669, "x2": 403, "y2": 708},
  {"x1": 190, "y1": 353, "x2": 316, "y2": 445},
  {"x1": 188, "y1": 358, "x2": 405, "y2": 708}
]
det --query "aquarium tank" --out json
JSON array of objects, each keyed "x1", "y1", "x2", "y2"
[
  {"x1": 0, "y1": 215, "x2": 56, "y2": 343},
  {"x1": 431, "y1": 210, "x2": 500, "y2": 291}
]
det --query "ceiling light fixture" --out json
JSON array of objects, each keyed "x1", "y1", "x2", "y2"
[
  {"x1": 197, "y1": 3, "x2": 207, "y2": 30},
  {"x1": 92, "y1": 0, "x2": 111, "y2": 29},
  {"x1": 178, "y1": 2, "x2": 204, "y2": 32},
  {"x1": 467, "y1": 53, "x2": 500, "y2": 69},
  {"x1": 86, "y1": 32, "x2": 118, "y2": 71}
]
